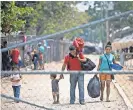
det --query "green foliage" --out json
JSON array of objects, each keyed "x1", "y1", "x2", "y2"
[
  {"x1": 1, "y1": 1, "x2": 34, "y2": 35},
  {"x1": 1, "y1": 1, "x2": 89, "y2": 39},
  {"x1": 35, "y1": 1, "x2": 89, "y2": 38},
  {"x1": 113, "y1": 1, "x2": 133, "y2": 28},
  {"x1": 114, "y1": 1, "x2": 133, "y2": 12},
  {"x1": 87, "y1": 1, "x2": 133, "y2": 42}
]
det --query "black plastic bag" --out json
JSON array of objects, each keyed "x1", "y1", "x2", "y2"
[{"x1": 87, "y1": 75, "x2": 100, "y2": 98}]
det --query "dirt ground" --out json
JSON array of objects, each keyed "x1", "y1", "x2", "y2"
[{"x1": 1, "y1": 55, "x2": 132, "y2": 110}]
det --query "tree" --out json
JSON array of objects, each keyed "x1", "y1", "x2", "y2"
[
  {"x1": 114, "y1": 1, "x2": 133, "y2": 12},
  {"x1": 34, "y1": 1, "x2": 89, "y2": 38},
  {"x1": 113, "y1": 1, "x2": 133, "y2": 28},
  {"x1": 1, "y1": 1, "x2": 90, "y2": 39},
  {"x1": 86, "y1": 1, "x2": 133, "y2": 42},
  {"x1": 1, "y1": 1, "x2": 34, "y2": 35}
]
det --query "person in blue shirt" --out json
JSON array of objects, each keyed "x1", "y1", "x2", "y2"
[
  {"x1": 97, "y1": 43, "x2": 122, "y2": 102},
  {"x1": 38, "y1": 42, "x2": 45, "y2": 69},
  {"x1": 38, "y1": 42, "x2": 45, "y2": 54}
]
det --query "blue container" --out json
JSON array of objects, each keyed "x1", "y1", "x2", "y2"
[{"x1": 110, "y1": 64, "x2": 123, "y2": 70}]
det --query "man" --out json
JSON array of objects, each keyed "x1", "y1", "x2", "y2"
[
  {"x1": 2, "y1": 41, "x2": 11, "y2": 70},
  {"x1": 61, "y1": 45, "x2": 86, "y2": 105},
  {"x1": 11, "y1": 47, "x2": 20, "y2": 67}
]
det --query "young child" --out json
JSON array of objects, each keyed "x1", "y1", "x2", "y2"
[
  {"x1": 50, "y1": 74, "x2": 61, "y2": 104},
  {"x1": 39, "y1": 52, "x2": 44, "y2": 70},
  {"x1": 10, "y1": 66, "x2": 22, "y2": 103},
  {"x1": 32, "y1": 50, "x2": 39, "y2": 70}
]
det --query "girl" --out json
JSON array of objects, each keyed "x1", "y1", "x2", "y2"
[
  {"x1": 10, "y1": 66, "x2": 22, "y2": 103},
  {"x1": 97, "y1": 44, "x2": 123, "y2": 102}
]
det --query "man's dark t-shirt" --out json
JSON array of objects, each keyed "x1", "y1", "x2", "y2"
[{"x1": 2, "y1": 46, "x2": 11, "y2": 70}]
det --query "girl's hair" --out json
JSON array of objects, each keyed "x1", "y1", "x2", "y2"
[
  {"x1": 51, "y1": 74, "x2": 57, "y2": 79},
  {"x1": 107, "y1": 41, "x2": 111, "y2": 46},
  {"x1": 105, "y1": 41, "x2": 112, "y2": 49},
  {"x1": 105, "y1": 45, "x2": 112, "y2": 49}
]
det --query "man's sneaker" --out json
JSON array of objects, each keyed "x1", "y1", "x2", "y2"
[{"x1": 80, "y1": 101, "x2": 85, "y2": 105}]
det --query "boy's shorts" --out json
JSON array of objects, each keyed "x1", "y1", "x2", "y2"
[{"x1": 99, "y1": 74, "x2": 112, "y2": 81}]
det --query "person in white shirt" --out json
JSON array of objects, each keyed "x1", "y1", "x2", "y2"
[{"x1": 10, "y1": 66, "x2": 22, "y2": 103}]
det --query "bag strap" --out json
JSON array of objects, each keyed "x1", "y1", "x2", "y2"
[
  {"x1": 67, "y1": 54, "x2": 71, "y2": 70},
  {"x1": 104, "y1": 54, "x2": 111, "y2": 70}
]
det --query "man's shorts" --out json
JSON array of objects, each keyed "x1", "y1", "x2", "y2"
[{"x1": 99, "y1": 74, "x2": 112, "y2": 81}]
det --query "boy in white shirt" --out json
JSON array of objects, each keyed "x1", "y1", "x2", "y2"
[{"x1": 10, "y1": 66, "x2": 22, "y2": 103}]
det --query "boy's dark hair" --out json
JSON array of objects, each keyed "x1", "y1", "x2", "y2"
[{"x1": 51, "y1": 74, "x2": 57, "y2": 79}]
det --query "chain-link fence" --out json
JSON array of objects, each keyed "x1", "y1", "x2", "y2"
[{"x1": 1, "y1": 10, "x2": 133, "y2": 110}]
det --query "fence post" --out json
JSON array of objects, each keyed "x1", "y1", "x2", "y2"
[{"x1": 120, "y1": 50, "x2": 125, "y2": 66}]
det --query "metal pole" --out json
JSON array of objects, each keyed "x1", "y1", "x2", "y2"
[
  {"x1": 105, "y1": 2, "x2": 110, "y2": 42},
  {"x1": 101, "y1": 2, "x2": 104, "y2": 51},
  {"x1": 1, "y1": 70, "x2": 133, "y2": 75}
]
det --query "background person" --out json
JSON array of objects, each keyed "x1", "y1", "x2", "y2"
[
  {"x1": 32, "y1": 50, "x2": 39, "y2": 70},
  {"x1": 39, "y1": 52, "x2": 44, "y2": 70},
  {"x1": 2, "y1": 41, "x2": 11, "y2": 71},
  {"x1": 10, "y1": 66, "x2": 22, "y2": 103},
  {"x1": 10, "y1": 47, "x2": 20, "y2": 67},
  {"x1": 38, "y1": 42, "x2": 45, "y2": 68}
]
